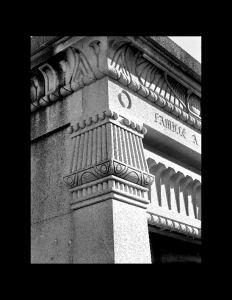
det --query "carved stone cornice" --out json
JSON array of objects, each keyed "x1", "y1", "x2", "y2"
[
  {"x1": 31, "y1": 37, "x2": 107, "y2": 113},
  {"x1": 107, "y1": 37, "x2": 201, "y2": 131},
  {"x1": 63, "y1": 109, "x2": 154, "y2": 209},
  {"x1": 31, "y1": 36, "x2": 201, "y2": 132},
  {"x1": 147, "y1": 212, "x2": 201, "y2": 239}
]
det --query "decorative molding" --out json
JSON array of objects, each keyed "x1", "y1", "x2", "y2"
[
  {"x1": 31, "y1": 40, "x2": 106, "y2": 113},
  {"x1": 147, "y1": 212, "x2": 201, "y2": 239},
  {"x1": 66, "y1": 109, "x2": 147, "y2": 136},
  {"x1": 64, "y1": 110, "x2": 153, "y2": 189},
  {"x1": 147, "y1": 157, "x2": 201, "y2": 221},
  {"x1": 31, "y1": 37, "x2": 201, "y2": 133},
  {"x1": 69, "y1": 175, "x2": 150, "y2": 209},
  {"x1": 64, "y1": 158, "x2": 154, "y2": 188},
  {"x1": 118, "y1": 90, "x2": 132, "y2": 109},
  {"x1": 63, "y1": 110, "x2": 154, "y2": 208},
  {"x1": 107, "y1": 38, "x2": 201, "y2": 132}
]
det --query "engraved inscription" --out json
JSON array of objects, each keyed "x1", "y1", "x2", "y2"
[
  {"x1": 118, "y1": 90, "x2": 132, "y2": 109},
  {"x1": 192, "y1": 135, "x2": 199, "y2": 145},
  {"x1": 154, "y1": 112, "x2": 186, "y2": 139}
]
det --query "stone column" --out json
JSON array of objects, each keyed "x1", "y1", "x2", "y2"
[{"x1": 63, "y1": 110, "x2": 154, "y2": 263}]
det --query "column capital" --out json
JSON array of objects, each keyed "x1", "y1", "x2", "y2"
[{"x1": 63, "y1": 109, "x2": 154, "y2": 210}]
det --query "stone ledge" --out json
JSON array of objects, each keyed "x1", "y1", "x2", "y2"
[
  {"x1": 147, "y1": 210, "x2": 201, "y2": 239},
  {"x1": 143, "y1": 36, "x2": 201, "y2": 80}
]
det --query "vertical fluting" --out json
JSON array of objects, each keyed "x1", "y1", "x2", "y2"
[
  {"x1": 69, "y1": 136, "x2": 77, "y2": 173},
  {"x1": 106, "y1": 122, "x2": 114, "y2": 159},
  {"x1": 97, "y1": 183, "x2": 101, "y2": 191},
  {"x1": 73, "y1": 135, "x2": 80, "y2": 172},
  {"x1": 128, "y1": 131, "x2": 136, "y2": 168},
  {"x1": 124, "y1": 130, "x2": 131, "y2": 166},
  {"x1": 76, "y1": 133, "x2": 85, "y2": 170},
  {"x1": 117, "y1": 126, "x2": 123, "y2": 162},
  {"x1": 131, "y1": 133, "x2": 140, "y2": 169},
  {"x1": 135, "y1": 135, "x2": 145, "y2": 171},
  {"x1": 82, "y1": 131, "x2": 89, "y2": 169},
  {"x1": 113, "y1": 124, "x2": 119, "y2": 160},
  {"x1": 138, "y1": 138, "x2": 149, "y2": 172},
  {"x1": 87, "y1": 130, "x2": 93, "y2": 167},
  {"x1": 97, "y1": 126, "x2": 102, "y2": 163},
  {"x1": 101, "y1": 124, "x2": 107, "y2": 161},
  {"x1": 72, "y1": 191, "x2": 77, "y2": 202},
  {"x1": 92, "y1": 128, "x2": 97, "y2": 165},
  {"x1": 103, "y1": 181, "x2": 108, "y2": 190},
  {"x1": 121, "y1": 128, "x2": 128, "y2": 164}
]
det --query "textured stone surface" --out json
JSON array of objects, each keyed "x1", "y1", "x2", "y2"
[
  {"x1": 31, "y1": 212, "x2": 73, "y2": 263},
  {"x1": 148, "y1": 36, "x2": 201, "y2": 78},
  {"x1": 72, "y1": 199, "x2": 151, "y2": 263},
  {"x1": 31, "y1": 36, "x2": 60, "y2": 53},
  {"x1": 31, "y1": 89, "x2": 83, "y2": 140},
  {"x1": 113, "y1": 200, "x2": 151, "y2": 263},
  {"x1": 108, "y1": 78, "x2": 201, "y2": 154},
  {"x1": 31, "y1": 128, "x2": 72, "y2": 224},
  {"x1": 73, "y1": 200, "x2": 114, "y2": 263},
  {"x1": 82, "y1": 77, "x2": 109, "y2": 120}
]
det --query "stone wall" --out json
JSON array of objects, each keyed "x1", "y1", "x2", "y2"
[{"x1": 31, "y1": 127, "x2": 74, "y2": 263}]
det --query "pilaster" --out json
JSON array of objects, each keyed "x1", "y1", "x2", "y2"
[
  {"x1": 63, "y1": 110, "x2": 154, "y2": 263},
  {"x1": 31, "y1": 36, "x2": 201, "y2": 263}
]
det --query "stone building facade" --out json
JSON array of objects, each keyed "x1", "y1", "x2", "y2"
[{"x1": 31, "y1": 36, "x2": 201, "y2": 263}]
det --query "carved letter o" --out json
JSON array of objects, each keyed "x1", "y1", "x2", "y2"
[{"x1": 118, "y1": 90, "x2": 132, "y2": 109}]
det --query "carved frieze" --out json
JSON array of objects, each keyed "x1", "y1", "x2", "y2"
[
  {"x1": 31, "y1": 36, "x2": 201, "y2": 133},
  {"x1": 31, "y1": 37, "x2": 107, "y2": 113},
  {"x1": 107, "y1": 37, "x2": 201, "y2": 131},
  {"x1": 64, "y1": 158, "x2": 154, "y2": 188}
]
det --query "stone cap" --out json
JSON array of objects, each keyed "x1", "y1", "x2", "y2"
[
  {"x1": 144, "y1": 36, "x2": 201, "y2": 81},
  {"x1": 31, "y1": 36, "x2": 201, "y2": 82}
]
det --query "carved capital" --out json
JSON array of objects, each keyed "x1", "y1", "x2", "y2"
[{"x1": 63, "y1": 109, "x2": 154, "y2": 208}]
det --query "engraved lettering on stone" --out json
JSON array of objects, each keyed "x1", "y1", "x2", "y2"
[
  {"x1": 192, "y1": 135, "x2": 199, "y2": 145},
  {"x1": 118, "y1": 90, "x2": 132, "y2": 108},
  {"x1": 154, "y1": 112, "x2": 187, "y2": 139}
]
